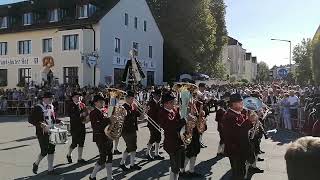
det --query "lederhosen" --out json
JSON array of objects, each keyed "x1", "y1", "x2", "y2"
[
  {"x1": 122, "y1": 103, "x2": 140, "y2": 153},
  {"x1": 147, "y1": 99, "x2": 161, "y2": 144},
  {"x1": 160, "y1": 107, "x2": 185, "y2": 173},
  {"x1": 90, "y1": 108, "x2": 113, "y2": 165},
  {"x1": 67, "y1": 101, "x2": 86, "y2": 149},
  {"x1": 31, "y1": 103, "x2": 57, "y2": 156}
]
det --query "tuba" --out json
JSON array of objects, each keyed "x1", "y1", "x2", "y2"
[
  {"x1": 173, "y1": 82, "x2": 199, "y2": 146},
  {"x1": 104, "y1": 88, "x2": 128, "y2": 140},
  {"x1": 196, "y1": 100, "x2": 207, "y2": 134}
]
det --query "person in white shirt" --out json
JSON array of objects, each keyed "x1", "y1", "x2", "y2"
[{"x1": 287, "y1": 90, "x2": 299, "y2": 129}]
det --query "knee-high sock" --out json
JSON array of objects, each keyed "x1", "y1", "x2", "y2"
[
  {"x1": 67, "y1": 146, "x2": 74, "y2": 156},
  {"x1": 155, "y1": 143, "x2": 160, "y2": 156},
  {"x1": 169, "y1": 171, "x2": 179, "y2": 180},
  {"x1": 189, "y1": 156, "x2": 196, "y2": 173},
  {"x1": 130, "y1": 151, "x2": 136, "y2": 166},
  {"x1": 120, "y1": 151, "x2": 128, "y2": 165},
  {"x1": 90, "y1": 163, "x2": 102, "y2": 178},
  {"x1": 199, "y1": 134, "x2": 203, "y2": 143},
  {"x1": 78, "y1": 147, "x2": 83, "y2": 160},
  {"x1": 106, "y1": 163, "x2": 113, "y2": 180},
  {"x1": 146, "y1": 144, "x2": 152, "y2": 156},
  {"x1": 47, "y1": 154, "x2": 54, "y2": 171},
  {"x1": 35, "y1": 154, "x2": 45, "y2": 165},
  {"x1": 114, "y1": 139, "x2": 119, "y2": 151},
  {"x1": 183, "y1": 157, "x2": 190, "y2": 172}
]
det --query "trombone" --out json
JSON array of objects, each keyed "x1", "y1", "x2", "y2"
[{"x1": 134, "y1": 99, "x2": 163, "y2": 133}]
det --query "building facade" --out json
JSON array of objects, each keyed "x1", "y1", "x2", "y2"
[
  {"x1": 243, "y1": 53, "x2": 258, "y2": 82},
  {"x1": 228, "y1": 36, "x2": 246, "y2": 80},
  {"x1": 0, "y1": 0, "x2": 163, "y2": 88}
]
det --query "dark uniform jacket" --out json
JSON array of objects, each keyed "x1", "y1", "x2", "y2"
[
  {"x1": 222, "y1": 109, "x2": 252, "y2": 158},
  {"x1": 90, "y1": 108, "x2": 111, "y2": 143},
  {"x1": 122, "y1": 103, "x2": 140, "y2": 134},
  {"x1": 147, "y1": 99, "x2": 161, "y2": 130},
  {"x1": 216, "y1": 108, "x2": 226, "y2": 133},
  {"x1": 29, "y1": 103, "x2": 58, "y2": 137},
  {"x1": 67, "y1": 101, "x2": 86, "y2": 134},
  {"x1": 159, "y1": 107, "x2": 185, "y2": 154}
]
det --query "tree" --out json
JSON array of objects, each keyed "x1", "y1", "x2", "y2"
[
  {"x1": 147, "y1": 0, "x2": 227, "y2": 80},
  {"x1": 293, "y1": 38, "x2": 313, "y2": 85},
  {"x1": 312, "y1": 34, "x2": 320, "y2": 85},
  {"x1": 256, "y1": 62, "x2": 270, "y2": 82}
]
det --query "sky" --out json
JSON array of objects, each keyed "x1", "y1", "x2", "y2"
[
  {"x1": 225, "y1": 0, "x2": 320, "y2": 67},
  {"x1": 1, "y1": 0, "x2": 320, "y2": 67}
]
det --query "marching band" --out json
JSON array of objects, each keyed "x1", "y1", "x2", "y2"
[{"x1": 27, "y1": 81, "x2": 272, "y2": 180}]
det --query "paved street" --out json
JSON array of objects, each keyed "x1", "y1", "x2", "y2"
[{"x1": 0, "y1": 113, "x2": 299, "y2": 180}]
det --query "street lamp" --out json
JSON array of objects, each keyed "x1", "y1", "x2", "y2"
[{"x1": 270, "y1": 38, "x2": 292, "y2": 68}]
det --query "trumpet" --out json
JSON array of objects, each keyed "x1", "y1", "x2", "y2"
[{"x1": 134, "y1": 99, "x2": 163, "y2": 133}]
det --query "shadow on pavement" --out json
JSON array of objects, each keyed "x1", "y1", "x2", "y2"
[
  {"x1": 0, "y1": 116, "x2": 27, "y2": 123},
  {"x1": 127, "y1": 160, "x2": 170, "y2": 180},
  {"x1": 0, "y1": 144, "x2": 30, "y2": 151},
  {"x1": 269, "y1": 129, "x2": 301, "y2": 146}
]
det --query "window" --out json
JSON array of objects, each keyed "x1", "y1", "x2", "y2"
[
  {"x1": 0, "y1": 17, "x2": 8, "y2": 28},
  {"x1": 48, "y1": 9, "x2": 58, "y2": 22},
  {"x1": 18, "y1": 68, "x2": 31, "y2": 85},
  {"x1": 147, "y1": 71, "x2": 155, "y2": 86},
  {"x1": 144, "y1": 21, "x2": 147, "y2": 32},
  {"x1": 125, "y1": 13, "x2": 128, "y2": 26},
  {"x1": 18, "y1": 40, "x2": 31, "y2": 54},
  {"x1": 114, "y1": 68, "x2": 125, "y2": 85},
  {"x1": 0, "y1": 69, "x2": 7, "y2": 86},
  {"x1": 77, "y1": 5, "x2": 88, "y2": 18},
  {"x1": 134, "y1": 17, "x2": 138, "y2": 29},
  {"x1": 63, "y1": 34, "x2": 78, "y2": 50},
  {"x1": 43, "y1": 38, "x2": 52, "y2": 53},
  {"x1": 63, "y1": 67, "x2": 78, "y2": 85},
  {"x1": 23, "y1": 13, "x2": 32, "y2": 25},
  {"x1": 0, "y1": 42, "x2": 7, "y2": 55},
  {"x1": 115, "y1": 38, "x2": 120, "y2": 53},
  {"x1": 133, "y1": 42, "x2": 139, "y2": 56},
  {"x1": 149, "y1": 46, "x2": 153, "y2": 58},
  {"x1": 88, "y1": 4, "x2": 97, "y2": 16}
]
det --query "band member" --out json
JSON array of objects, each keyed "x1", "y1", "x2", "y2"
[
  {"x1": 181, "y1": 95, "x2": 203, "y2": 177},
  {"x1": 29, "y1": 92, "x2": 59, "y2": 175},
  {"x1": 66, "y1": 92, "x2": 87, "y2": 164},
  {"x1": 160, "y1": 92, "x2": 185, "y2": 180},
  {"x1": 119, "y1": 91, "x2": 142, "y2": 171},
  {"x1": 222, "y1": 93, "x2": 252, "y2": 180},
  {"x1": 198, "y1": 83, "x2": 209, "y2": 148},
  {"x1": 215, "y1": 92, "x2": 230, "y2": 156},
  {"x1": 89, "y1": 94, "x2": 113, "y2": 180},
  {"x1": 146, "y1": 89, "x2": 164, "y2": 160}
]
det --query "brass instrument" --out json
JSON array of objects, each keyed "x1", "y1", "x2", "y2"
[
  {"x1": 134, "y1": 99, "x2": 163, "y2": 133},
  {"x1": 104, "y1": 88, "x2": 128, "y2": 140},
  {"x1": 196, "y1": 101, "x2": 207, "y2": 134},
  {"x1": 173, "y1": 82, "x2": 199, "y2": 146}
]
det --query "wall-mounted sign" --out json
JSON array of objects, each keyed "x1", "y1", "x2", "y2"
[
  {"x1": 277, "y1": 68, "x2": 289, "y2": 78},
  {"x1": 113, "y1": 56, "x2": 156, "y2": 69},
  {"x1": 87, "y1": 55, "x2": 97, "y2": 68},
  {"x1": 0, "y1": 57, "x2": 40, "y2": 67}
]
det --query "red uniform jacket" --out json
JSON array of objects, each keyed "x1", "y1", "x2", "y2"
[
  {"x1": 216, "y1": 108, "x2": 226, "y2": 133},
  {"x1": 222, "y1": 109, "x2": 252, "y2": 158},
  {"x1": 90, "y1": 108, "x2": 111, "y2": 143},
  {"x1": 147, "y1": 99, "x2": 161, "y2": 130},
  {"x1": 159, "y1": 107, "x2": 185, "y2": 154}
]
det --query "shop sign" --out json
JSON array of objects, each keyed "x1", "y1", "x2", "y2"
[{"x1": 0, "y1": 57, "x2": 40, "y2": 67}]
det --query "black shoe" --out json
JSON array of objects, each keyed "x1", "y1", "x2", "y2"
[
  {"x1": 48, "y1": 170, "x2": 59, "y2": 175},
  {"x1": 249, "y1": 167, "x2": 264, "y2": 173},
  {"x1": 130, "y1": 164, "x2": 142, "y2": 171},
  {"x1": 32, "y1": 163, "x2": 38, "y2": 174},
  {"x1": 113, "y1": 150, "x2": 122, "y2": 155},
  {"x1": 119, "y1": 164, "x2": 130, "y2": 171},
  {"x1": 258, "y1": 150, "x2": 265, "y2": 154},
  {"x1": 89, "y1": 176, "x2": 96, "y2": 180},
  {"x1": 154, "y1": 155, "x2": 165, "y2": 160},
  {"x1": 189, "y1": 172, "x2": 203, "y2": 177},
  {"x1": 67, "y1": 155, "x2": 72, "y2": 163},
  {"x1": 78, "y1": 159, "x2": 87, "y2": 164},
  {"x1": 258, "y1": 157, "x2": 264, "y2": 162},
  {"x1": 180, "y1": 171, "x2": 191, "y2": 177},
  {"x1": 146, "y1": 154, "x2": 154, "y2": 161},
  {"x1": 217, "y1": 153, "x2": 225, "y2": 157}
]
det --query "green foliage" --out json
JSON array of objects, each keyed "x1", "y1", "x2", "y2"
[
  {"x1": 293, "y1": 38, "x2": 313, "y2": 85},
  {"x1": 240, "y1": 79, "x2": 249, "y2": 83},
  {"x1": 256, "y1": 62, "x2": 270, "y2": 82},
  {"x1": 312, "y1": 35, "x2": 320, "y2": 85},
  {"x1": 147, "y1": 0, "x2": 228, "y2": 80}
]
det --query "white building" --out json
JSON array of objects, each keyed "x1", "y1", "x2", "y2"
[
  {"x1": 228, "y1": 37, "x2": 246, "y2": 80},
  {"x1": 244, "y1": 53, "x2": 258, "y2": 82},
  {"x1": 0, "y1": 0, "x2": 163, "y2": 88}
]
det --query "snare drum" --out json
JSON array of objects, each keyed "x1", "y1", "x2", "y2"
[{"x1": 49, "y1": 128, "x2": 68, "y2": 145}]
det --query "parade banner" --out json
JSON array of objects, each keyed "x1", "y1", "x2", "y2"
[{"x1": 0, "y1": 57, "x2": 40, "y2": 67}]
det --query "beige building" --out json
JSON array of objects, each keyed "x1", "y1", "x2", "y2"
[
  {"x1": 243, "y1": 53, "x2": 257, "y2": 82},
  {"x1": 228, "y1": 36, "x2": 246, "y2": 80}
]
